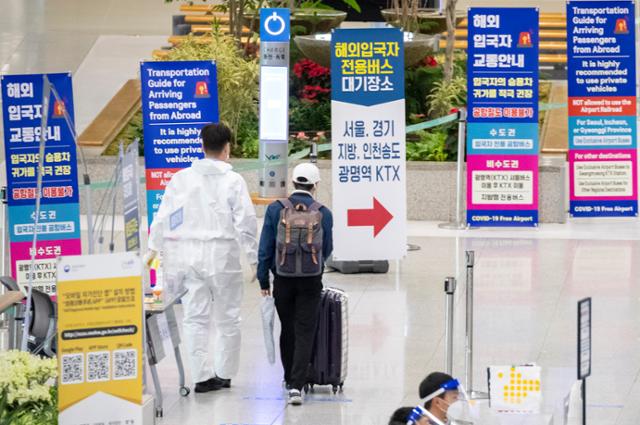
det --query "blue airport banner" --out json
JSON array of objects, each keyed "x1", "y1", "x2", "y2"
[
  {"x1": 1, "y1": 73, "x2": 82, "y2": 294},
  {"x1": 140, "y1": 61, "x2": 219, "y2": 225},
  {"x1": 466, "y1": 8, "x2": 540, "y2": 227},
  {"x1": 567, "y1": 1, "x2": 638, "y2": 217},
  {"x1": 467, "y1": 8, "x2": 539, "y2": 124}
]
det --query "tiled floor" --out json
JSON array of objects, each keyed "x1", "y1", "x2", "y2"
[
  {"x1": 145, "y1": 221, "x2": 640, "y2": 425},
  {"x1": 1, "y1": 1, "x2": 640, "y2": 424}
]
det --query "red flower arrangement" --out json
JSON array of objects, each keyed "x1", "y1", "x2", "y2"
[
  {"x1": 422, "y1": 56, "x2": 438, "y2": 67},
  {"x1": 292, "y1": 59, "x2": 331, "y2": 103}
]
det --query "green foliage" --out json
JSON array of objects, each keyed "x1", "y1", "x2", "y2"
[
  {"x1": 289, "y1": 97, "x2": 331, "y2": 132},
  {"x1": 427, "y1": 76, "x2": 467, "y2": 118},
  {"x1": 104, "y1": 110, "x2": 144, "y2": 156},
  {"x1": 406, "y1": 131, "x2": 450, "y2": 162},
  {"x1": 405, "y1": 63, "x2": 442, "y2": 119},
  {"x1": 233, "y1": 111, "x2": 259, "y2": 158},
  {"x1": 164, "y1": 32, "x2": 259, "y2": 147}
]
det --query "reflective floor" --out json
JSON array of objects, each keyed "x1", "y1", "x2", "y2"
[
  {"x1": 148, "y1": 221, "x2": 640, "y2": 425},
  {"x1": 1, "y1": 1, "x2": 639, "y2": 424}
]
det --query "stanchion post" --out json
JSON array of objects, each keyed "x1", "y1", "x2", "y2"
[
  {"x1": 310, "y1": 141, "x2": 318, "y2": 164},
  {"x1": 84, "y1": 175, "x2": 95, "y2": 254},
  {"x1": 1, "y1": 186, "x2": 7, "y2": 277},
  {"x1": 444, "y1": 276, "x2": 456, "y2": 375},
  {"x1": 464, "y1": 250, "x2": 473, "y2": 390},
  {"x1": 464, "y1": 251, "x2": 487, "y2": 399},
  {"x1": 439, "y1": 108, "x2": 467, "y2": 230}
]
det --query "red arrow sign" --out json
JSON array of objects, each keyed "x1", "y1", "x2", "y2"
[{"x1": 347, "y1": 197, "x2": 393, "y2": 237}]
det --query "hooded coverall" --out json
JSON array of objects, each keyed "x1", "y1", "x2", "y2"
[{"x1": 148, "y1": 158, "x2": 258, "y2": 383}]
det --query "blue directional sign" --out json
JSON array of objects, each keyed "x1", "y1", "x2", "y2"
[{"x1": 260, "y1": 8, "x2": 290, "y2": 42}]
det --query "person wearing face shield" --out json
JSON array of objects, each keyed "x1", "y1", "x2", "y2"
[
  {"x1": 419, "y1": 372, "x2": 463, "y2": 424},
  {"x1": 145, "y1": 123, "x2": 258, "y2": 393},
  {"x1": 389, "y1": 406, "x2": 443, "y2": 425}
]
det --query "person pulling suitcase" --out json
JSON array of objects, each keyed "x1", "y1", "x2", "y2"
[{"x1": 257, "y1": 163, "x2": 333, "y2": 406}]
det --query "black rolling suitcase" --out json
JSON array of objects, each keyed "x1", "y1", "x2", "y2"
[{"x1": 306, "y1": 287, "x2": 348, "y2": 394}]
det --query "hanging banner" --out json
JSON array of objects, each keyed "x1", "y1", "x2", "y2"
[
  {"x1": 466, "y1": 8, "x2": 540, "y2": 227},
  {"x1": 57, "y1": 252, "x2": 144, "y2": 425},
  {"x1": 331, "y1": 28, "x2": 407, "y2": 260},
  {"x1": 567, "y1": 1, "x2": 637, "y2": 217},
  {"x1": 121, "y1": 140, "x2": 141, "y2": 252},
  {"x1": 0, "y1": 73, "x2": 81, "y2": 296},
  {"x1": 140, "y1": 60, "x2": 219, "y2": 225}
]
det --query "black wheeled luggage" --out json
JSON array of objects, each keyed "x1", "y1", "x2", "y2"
[{"x1": 307, "y1": 287, "x2": 348, "y2": 394}]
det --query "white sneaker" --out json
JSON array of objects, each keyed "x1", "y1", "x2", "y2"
[{"x1": 288, "y1": 389, "x2": 303, "y2": 406}]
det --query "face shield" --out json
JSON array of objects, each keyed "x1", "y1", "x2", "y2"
[
  {"x1": 422, "y1": 379, "x2": 470, "y2": 406},
  {"x1": 421, "y1": 379, "x2": 476, "y2": 424},
  {"x1": 406, "y1": 406, "x2": 446, "y2": 425}
]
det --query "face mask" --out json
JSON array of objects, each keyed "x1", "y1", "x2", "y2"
[{"x1": 445, "y1": 400, "x2": 474, "y2": 424}]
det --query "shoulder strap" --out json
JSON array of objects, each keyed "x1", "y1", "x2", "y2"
[
  {"x1": 278, "y1": 199, "x2": 294, "y2": 209},
  {"x1": 308, "y1": 201, "x2": 322, "y2": 212}
]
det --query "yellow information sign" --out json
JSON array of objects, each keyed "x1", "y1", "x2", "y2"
[{"x1": 57, "y1": 252, "x2": 144, "y2": 425}]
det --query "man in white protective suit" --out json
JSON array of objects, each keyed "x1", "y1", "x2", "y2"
[{"x1": 145, "y1": 123, "x2": 258, "y2": 393}]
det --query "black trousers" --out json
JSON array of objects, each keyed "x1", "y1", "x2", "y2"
[{"x1": 273, "y1": 275, "x2": 322, "y2": 391}]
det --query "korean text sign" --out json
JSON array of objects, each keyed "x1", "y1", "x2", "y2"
[
  {"x1": 331, "y1": 28, "x2": 407, "y2": 260},
  {"x1": 57, "y1": 252, "x2": 144, "y2": 425},
  {"x1": 122, "y1": 140, "x2": 141, "y2": 252},
  {"x1": 140, "y1": 61, "x2": 219, "y2": 225},
  {"x1": 567, "y1": 1, "x2": 637, "y2": 217},
  {"x1": 467, "y1": 8, "x2": 540, "y2": 227},
  {"x1": 0, "y1": 73, "x2": 81, "y2": 295}
]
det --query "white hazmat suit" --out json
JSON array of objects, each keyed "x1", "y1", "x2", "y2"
[{"x1": 148, "y1": 158, "x2": 258, "y2": 383}]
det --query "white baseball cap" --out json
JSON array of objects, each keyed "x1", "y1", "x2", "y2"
[{"x1": 292, "y1": 163, "x2": 321, "y2": 185}]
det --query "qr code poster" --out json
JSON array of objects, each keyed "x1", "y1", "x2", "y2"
[
  {"x1": 57, "y1": 252, "x2": 143, "y2": 425},
  {"x1": 488, "y1": 365, "x2": 542, "y2": 414}
]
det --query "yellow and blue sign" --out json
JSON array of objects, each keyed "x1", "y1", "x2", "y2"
[{"x1": 331, "y1": 28, "x2": 407, "y2": 261}]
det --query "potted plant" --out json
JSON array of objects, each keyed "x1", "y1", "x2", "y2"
[
  {"x1": 242, "y1": 0, "x2": 361, "y2": 36},
  {"x1": 381, "y1": 1, "x2": 464, "y2": 35}
]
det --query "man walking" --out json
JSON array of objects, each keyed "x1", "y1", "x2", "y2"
[
  {"x1": 145, "y1": 123, "x2": 258, "y2": 393},
  {"x1": 257, "y1": 163, "x2": 333, "y2": 405}
]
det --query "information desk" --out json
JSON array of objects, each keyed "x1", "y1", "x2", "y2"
[{"x1": 144, "y1": 289, "x2": 189, "y2": 418}]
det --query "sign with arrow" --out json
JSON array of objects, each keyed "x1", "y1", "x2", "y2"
[{"x1": 331, "y1": 29, "x2": 407, "y2": 260}]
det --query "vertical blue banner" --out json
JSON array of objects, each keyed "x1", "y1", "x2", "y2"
[
  {"x1": 466, "y1": 8, "x2": 540, "y2": 227},
  {"x1": 567, "y1": 1, "x2": 638, "y2": 217},
  {"x1": 1, "y1": 73, "x2": 82, "y2": 294},
  {"x1": 140, "y1": 61, "x2": 219, "y2": 225}
]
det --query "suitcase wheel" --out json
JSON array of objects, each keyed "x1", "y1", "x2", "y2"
[
  {"x1": 332, "y1": 385, "x2": 338, "y2": 394},
  {"x1": 339, "y1": 383, "x2": 344, "y2": 393}
]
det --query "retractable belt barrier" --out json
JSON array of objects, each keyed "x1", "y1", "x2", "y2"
[{"x1": 89, "y1": 102, "x2": 569, "y2": 190}]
